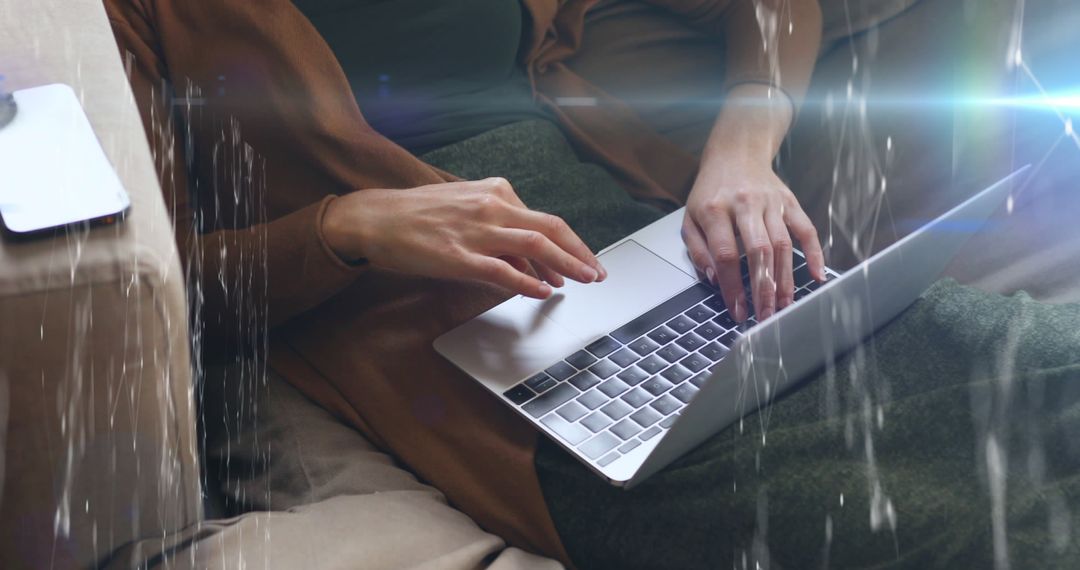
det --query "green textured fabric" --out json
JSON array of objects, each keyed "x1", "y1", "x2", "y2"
[
  {"x1": 536, "y1": 281, "x2": 1080, "y2": 569},
  {"x1": 420, "y1": 119, "x2": 664, "y2": 251},
  {"x1": 428, "y1": 119, "x2": 1080, "y2": 568}
]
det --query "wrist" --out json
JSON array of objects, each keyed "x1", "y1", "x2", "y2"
[
  {"x1": 322, "y1": 193, "x2": 368, "y2": 263},
  {"x1": 703, "y1": 84, "x2": 794, "y2": 167}
]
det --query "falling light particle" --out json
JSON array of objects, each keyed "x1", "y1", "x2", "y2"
[
  {"x1": 1007, "y1": 195, "x2": 1014, "y2": 214},
  {"x1": 1013, "y1": 48, "x2": 1023, "y2": 67},
  {"x1": 1066, "y1": 119, "x2": 1074, "y2": 137},
  {"x1": 840, "y1": 493, "x2": 845, "y2": 507}
]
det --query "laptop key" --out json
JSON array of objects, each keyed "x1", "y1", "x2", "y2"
[
  {"x1": 566, "y1": 350, "x2": 597, "y2": 370},
  {"x1": 601, "y1": 398, "x2": 633, "y2": 420},
  {"x1": 660, "y1": 414, "x2": 680, "y2": 428},
  {"x1": 640, "y1": 426, "x2": 662, "y2": 441},
  {"x1": 598, "y1": 378, "x2": 631, "y2": 398},
  {"x1": 503, "y1": 384, "x2": 535, "y2": 406},
  {"x1": 589, "y1": 359, "x2": 622, "y2": 379},
  {"x1": 675, "y1": 332, "x2": 706, "y2": 352},
  {"x1": 651, "y1": 395, "x2": 682, "y2": 415},
  {"x1": 703, "y1": 295, "x2": 727, "y2": 313},
  {"x1": 556, "y1": 401, "x2": 589, "y2": 422},
  {"x1": 637, "y1": 354, "x2": 668, "y2": 375},
  {"x1": 611, "y1": 284, "x2": 713, "y2": 343},
  {"x1": 793, "y1": 287, "x2": 811, "y2": 301},
  {"x1": 700, "y1": 342, "x2": 729, "y2": 362},
  {"x1": 712, "y1": 311, "x2": 739, "y2": 330},
  {"x1": 532, "y1": 377, "x2": 557, "y2": 393},
  {"x1": 671, "y1": 383, "x2": 699, "y2": 404},
  {"x1": 680, "y1": 352, "x2": 710, "y2": 373},
  {"x1": 694, "y1": 321, "x2": 724, "y2": 341},
  {"x1": 660, "y1": 364, "x2": 692, "y2": 384},
  {"x1": 627, "y1": 336, "x2": 661, "y2": 356},
  {"x1": 608, "y1": 348, "x2": 640, "y2": 368},
  {"x1": 569, "y1": 370, "x2": 601, "y2": 391},
  {"x1": 647, "y1": 325, "x2": 679, "y2": 345},
  {"x1": 666, "y1": 314, "x2": 697, "y2": 334},
  {"x1": 621, "y1": 387, "x2": 652, "y2": 408},
  {"x1": 524, "y1": 373, "x2": 553, "y2": 391},
  {"x1": 718, "y1": 331, "x2": 741, "y2": 348},
  {"x1": 793, "y1": 263, "x2": 814, "y2": 288},
  {"x1": 522, "y1": 383, "x2": 578, "y2": 418},
  {"x1": 545, "y1": 361, "x2": 577, "y2": 381},
  {"x1": 541, "y1": 413, "x2": 590, "y2": 445},
  {"x1": 581, "y1": 411, "x2": 613, "y2": 433},
  {"x1": 686, "y1": 304, "x2": 716, "y2": 323},
  {"x1": 617, "y1": 366, "x2": 649, "y2": 386},
  {"x1": 656, "y1": 344, "x2": 688, "y2": 363},
  {"x1": 690, "y1": 372, "x2": 710, "y2": 388},
  {"x1": 611, "y1": 419, "x2": 643, "y2": 440},
  {"x1": 618, "y1": 440, "x2": 641, "y2": 454},
  {"x1": 597, "y1": 451, "x2": 621, "y2": 467},
  {"x1": 630, "y1": 406, "x2": 663, "y2": 428},
  {"x1": 642, "y1": 376, "x2": 673, "y2": 396},
  {"x1": 580, "y1": 432, "x2": 620, "y2": 460},
  {"x1": 576, "y1": 389, "x2": 607, "y2": 410},
  {"x1": 586, "y1": 336, "x2": 622, "y2": 358}
]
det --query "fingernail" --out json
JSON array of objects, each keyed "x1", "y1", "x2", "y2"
[
  {"x1": 537, "y1": 283, "x2": 552, "y2": 298},
  {"x1": 582, "y1": 266, "x2": 599, "y2": 282},
  {"x1": 595, "y1": 262, "x2": 608, "y2": 281},
  {"x1": 705, "y1": 266, "x2": 716, "y2": 285}
]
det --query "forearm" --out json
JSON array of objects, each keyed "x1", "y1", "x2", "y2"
[
  {"x1": 644, "y1": 0, "x2": 822, "y2": 105},
  {"x1": 721, "y1": 0, "x2": 822, "y2": 104},
  {"x1": 702, "y1": 83, "x2": 794, "y2": 169}
]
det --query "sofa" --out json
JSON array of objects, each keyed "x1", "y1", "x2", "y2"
[{"x1": 0, "y1": 1, "x2": 557, "y2": 568}]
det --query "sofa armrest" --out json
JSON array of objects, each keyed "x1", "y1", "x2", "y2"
[{"x1": 0, "y1": 0, "x2": 201, "y2": 568}]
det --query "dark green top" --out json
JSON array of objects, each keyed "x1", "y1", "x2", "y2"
[{"x1": 293, "y1": 0, "x2": 546, "y2": 153}]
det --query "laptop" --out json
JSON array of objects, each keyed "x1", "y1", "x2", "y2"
[{"x1": 435, "y1": 167, "x2": 1028, "y2": 489}]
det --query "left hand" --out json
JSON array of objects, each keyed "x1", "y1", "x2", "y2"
[{"x1": 683, "y1": 157, "x2": 825, "y2": 322}]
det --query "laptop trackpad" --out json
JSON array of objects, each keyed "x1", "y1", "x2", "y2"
[{"x1": 521, "y1": 240, "x2": 695, "y2": 342}]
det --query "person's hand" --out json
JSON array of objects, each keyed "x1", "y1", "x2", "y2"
[
  {"x1": 322, "y1": 177, "x2": 606, "y2": 299},
  {"x1": 683, "y1": 158, "x2": 825, "y2": 321}
]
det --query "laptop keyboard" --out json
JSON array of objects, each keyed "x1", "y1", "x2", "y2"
[{"x1": 503, "y1": 257, "x2": 826, "y2": 468}]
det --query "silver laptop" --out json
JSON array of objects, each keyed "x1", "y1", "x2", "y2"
[{"x1": 435, "y1": 167, "x2": 1028, "y2": 489}]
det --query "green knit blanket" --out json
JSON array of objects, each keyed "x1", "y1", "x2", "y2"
[{"x1": 424, "y1": 119, "x2": 1080, "y2": 569}]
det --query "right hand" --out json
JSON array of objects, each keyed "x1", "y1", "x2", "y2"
[{"x1": 322, "y1": 177, "x2": 606, "y2": 299}]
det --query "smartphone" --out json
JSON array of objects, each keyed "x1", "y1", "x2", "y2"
[{"x1": 0, "y1": 83, "x2": 130, "y2": 237}]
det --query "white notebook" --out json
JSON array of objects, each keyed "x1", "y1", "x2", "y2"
[{"x1": 0, "y1": 83, "x2": 130, "y2": 234}]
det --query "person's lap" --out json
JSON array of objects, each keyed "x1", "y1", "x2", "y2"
[
  {"x1": 109, "y1": 364, "x2": 561, "y2": 569},
  {"x1": 191, "y1": 1, "x2": 1080, "y2": 568}
]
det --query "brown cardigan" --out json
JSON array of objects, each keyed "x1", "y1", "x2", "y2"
[{"x1": 106, "y1": 0, "x2": 821, "y2": 563}]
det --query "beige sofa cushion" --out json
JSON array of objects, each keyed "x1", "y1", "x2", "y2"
[{"x1": 0, "y1": 0, "x2": 200, "y2": 567}]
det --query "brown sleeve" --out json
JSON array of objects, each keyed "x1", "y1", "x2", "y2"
[
  {"x1": 106, "y1": 1, "x2": 364, "y2": 360},
  {"x1": 642, "y1": 0, "x2": 822, "y2": 104}
]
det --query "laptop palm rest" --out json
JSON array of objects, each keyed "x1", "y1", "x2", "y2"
[{"x1": 435, "y1": 240, "x2": 694, "y2": 392}]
